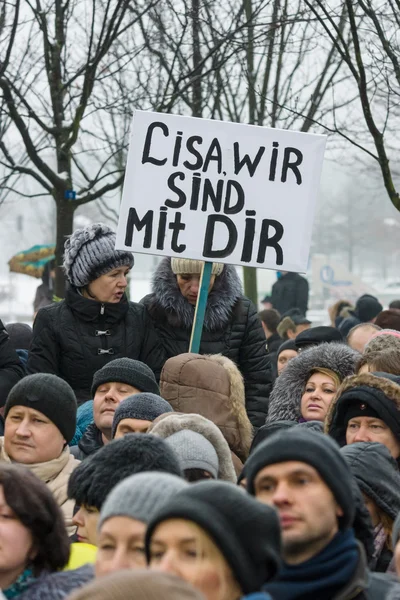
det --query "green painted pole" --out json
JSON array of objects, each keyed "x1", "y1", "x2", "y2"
[{"x1": 189, "y1": 261, "x2": 213, "y2": 353}]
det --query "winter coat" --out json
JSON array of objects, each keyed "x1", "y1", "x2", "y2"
[
  {"x1": 270, "y1": 272, "x2": 309, "y2": 315},
  {"x1": 335, "y1": 548, "x2": 400, "y2": 599},
  {"x1": 266, "y1": 332, "x2": 282, "y2": 354},
  {"x1": 0, "y1": 439, "x2": 80, "y2": 535},
  {"x1": 0, "y1": 319, "x2": 25, "y2": 407},
  {"x1": 17, "y1": 565, "x2": 93, "y2": 600},
  {"x1": 142, "y1": 258, "x2": 272, "y2": 427},
  {"x1": 266, "y1": 343, "x2": 359, "y2": 423},
  {"x1": 148, "y1": 412, "x2": 237, "y2": 482},
  {"x1": 70, "y1": 423, "x2": 103, "y2": 461},
  {"x1": 325, "y1": 373, "x2": 400, "y2": 448},
  {"x1": 27, "y1": 287, "x2": 165, "y2": 404},
  {"x1": 160, "y1": 353, "x2": 253, "y2": 463},
  {"x1": 341, "y1": 442, "x2": 400, "y2": 573}
]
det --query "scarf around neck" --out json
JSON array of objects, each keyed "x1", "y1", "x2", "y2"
[
  {"x1": 265, "y1": 529, "x2": 359, "y2": 600},
  {"x1": 3, "y1": 569, "x2": 35, "y2": 599}
]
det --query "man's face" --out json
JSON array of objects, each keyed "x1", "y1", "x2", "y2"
[
  {"x1": 348, "y1": 327, "x2": 377, "y2": 353},
  {"x1": 254, "y1": 461, "x2": 342, "y2": 564},
  {"x1": 114, "y1": 418, "x2": 153, "y2": 439},
  {"x1": 4, "y1": 406, "x2": 65, "y2": 464},
  {"x1": 346, "y1": 416, "x2": 400, "y2": 458},
  {"x1": 93, "y1": 382, "x2": 141, "y2": 438}
]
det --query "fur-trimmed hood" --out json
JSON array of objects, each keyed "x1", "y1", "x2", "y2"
[
  {"x1": 266, "y1": 342, "x2": 359, "y2": 423},
  {"x1": 325, "y1": 372, "x2": 400, "y2": 445},
  {"x1": 148, "y1": 412, "x2": 237, "y2": 483},
  {"x1": 160, "y1": 353, "x2": 253, "y2": 462},
  {"x1": 144, "y1": 257, "x2": 243, "y2": 331}
]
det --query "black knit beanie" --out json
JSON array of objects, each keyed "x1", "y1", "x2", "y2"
[
  {"x1": 91, "y1": 358, "x2": 159, "y2": 397},
  {"x1": 5, "y1": 373, "x2": 77, "y2": 443},
  {"x1": 146, "y1": 480, "x2": 281, "y2": 594},
  {"x1": 246, "y1": 429, "x2": 355, "y2": 529},
  {"x1": 68, "y1": 433, "x2": 182, "y2": 509},
  {"x1": 111, "y1": 393, "x2": 173, "y2": 438}
]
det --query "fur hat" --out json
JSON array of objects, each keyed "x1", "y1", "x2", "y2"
[
  {"x1": 148, "y1": 412, "x2": 237, "y2": 482},
  {"x1": 266, "y1": 343, "x2": 359, "y2": 423},
  {"x1": 63, "y1": 223, "x2": 133, "y2": 288},
  {"x1": 67, "y1": 434, "x2": 182, "y2": 509},
  {"x1": 67, "y1": 571, "x2": 205, "y2": 600},
  {"x1": 375, "y1": 310, "x2": 400, "y2": 332},
  {"x1": 364, "y1": 330, "x2": 400, "y2": 355},
  {"x1": 146, "y1": 481, "x2": 281, "y2": 595},
  {"x1": 160, "y1": 353, "x2": 253, "y2": 462},
  {"x1": 170, "y1": 258, "x2": 224, "y2": 276},
  {"x1": 325, "y1": 372, "x2": 400, "y2": 446}
]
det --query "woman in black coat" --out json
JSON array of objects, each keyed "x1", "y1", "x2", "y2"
[
  {"x1": 142, "y1": 257, "x2": 272, "y2": 427},
  {"x1": 27, "y1": 224, "x2": 164, "y2": 404}
]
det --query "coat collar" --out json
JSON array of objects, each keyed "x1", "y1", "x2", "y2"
[{"x1": 65, "y1": 287, "x2": 129, "y2": 323}]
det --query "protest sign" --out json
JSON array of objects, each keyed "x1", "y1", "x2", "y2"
[{"x1": 115, "y1": 110, "x2": 326, "y2": 272}]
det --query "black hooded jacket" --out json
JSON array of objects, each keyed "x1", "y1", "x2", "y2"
[
  {"x1": 142, "y1": 258, "x2": 272, "y2": 427},
  {"x1": 70, "y1": 423, "x2": 103, "y2": 460},
  {"x1": 27, "y1": 288, "x2": 165, "y2": 404},
  {"x1": 342, "y1": 442, "x2": 400, "y2": 572},
  {"x1": 0, "y1": 320, "x2": 24, "y2": 408}
]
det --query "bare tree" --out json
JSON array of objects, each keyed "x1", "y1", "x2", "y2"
[
  {"x1": 0, "y1": 0, "x2": 158, "y2": 295},
  {"x1": 302, "y1": 0, "x2": 400, "y2": 211}
]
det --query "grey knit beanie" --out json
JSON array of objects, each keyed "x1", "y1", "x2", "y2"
[
  {"x1": 112, "y1": 393, "x2": 173, "y2": 438},
  {"x1": 5, "y1": 374, "x2": 77, "y2": 443},
  {"x1": 63, "y1": 223, "x2": 134, "y2": 288},
  {"x1": 99, "y1": 472, "x2": 188, "y2": 530},
  {"x1": 92, "y1": 358, "x2": 159, "y2": 397},
  {"x1": 165, "y1": 430, "x2": 219, "y2": 478}
]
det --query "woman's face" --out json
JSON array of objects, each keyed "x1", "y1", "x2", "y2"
[
  {"x1": 72, "y1": 505, "x2": 99, "y2": 545},
  {"x1": 277, "y1": 349, "x2": 298, "y2": 375},
  {"x1": 148, "y1": 519, "x2": 241, "y2": 600},
  {"x1": 300, "y1": 372, "x2": 337, "y2": 422},
  {"x1": 96, "y1": 517, "x2": 147, "y2": 577},
  {"x1": 176, "y1": 275, "x2": 216, "y2": 305},
  {"x1": 361, "y1": 493, "x2": 380, "y2": 527},
  {"x1": 0, "y1": 486, "x2": 35, "y2": 586},
  {"x1": 86, "y1": 267, "x2": 130, "y2": 303}
]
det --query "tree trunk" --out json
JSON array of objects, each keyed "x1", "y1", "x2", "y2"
[
  {"x1": 54, "y1": 198, "x2": 75, "y2": 298},
  {"x1": 243, "y1": 266, "x2": 258, "y2": 305}
]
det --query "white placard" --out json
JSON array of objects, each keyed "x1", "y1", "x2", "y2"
[{"x1": 116, "y1": 111, "x2": 326, "y2": 272}]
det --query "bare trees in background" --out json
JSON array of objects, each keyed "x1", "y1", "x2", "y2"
[{"x1": 1, "y1": 0, "x2": 400, "y2": 298}]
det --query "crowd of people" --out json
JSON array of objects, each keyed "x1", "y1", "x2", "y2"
[{"x1": 1, "y1": 222, "x2": 400, "y2": 598}]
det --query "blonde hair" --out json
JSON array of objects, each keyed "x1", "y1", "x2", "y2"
[{"x1": 308, "y1": 368, "x2": 341, "y2": 390}]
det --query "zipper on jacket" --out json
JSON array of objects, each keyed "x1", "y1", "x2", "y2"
[{"x1": 100, "y1": 303, "x2": 105, "y2": 315}]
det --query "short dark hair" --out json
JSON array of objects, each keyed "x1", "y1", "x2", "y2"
[
  {"x1": 258, "y1": 309, "x2": 280, "y2": 333},
  {"x1": 389, "y1": 300, "x2": 400, "y2": 310},
  {"x1": 0, "y1": 464, "x2": 70, "y2": 575}
]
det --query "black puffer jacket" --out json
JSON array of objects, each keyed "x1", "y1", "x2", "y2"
[
  {"x1": 271, "y1": 272, "x2": 309, "y2": 315},
  {"x1": 142, "y1": 258, "x2": 272, "y2": 427},
  {"x1": 342, "y1": 442, "x2": 400, "y2": 572},
  {"x1": 0, "y1": 319, "x2": 24, "y2": 407},
  {"x1": 70, "y1": 423, "x2": 103, "y2": 460},
  {"x1": 27, "y1": 288, "x2": 165, "y2": 404}
]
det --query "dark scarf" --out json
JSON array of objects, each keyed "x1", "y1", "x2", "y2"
[
  {"x1": 265, "y1": 530, "x2": 359, "y2": 600},
  {"x1": 3, "y1": 568, "x2": 36, "y2": 598}
]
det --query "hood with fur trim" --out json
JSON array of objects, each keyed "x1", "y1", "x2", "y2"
[
  {"x1": 325, "y1": 372, "x2": 400, "y2": 444},
  {"x1": 266, "y1": 342, "x2": 359, "y2": 423},
  {"x1": 145, "y1": 258, "x2": 243, "y2": 331},
  {"x1": 160, "y1": 353, "x2": 253, "y2": 462},
  {"x1": 148, "y1": 412, "x2": 237, "y2": 483}
]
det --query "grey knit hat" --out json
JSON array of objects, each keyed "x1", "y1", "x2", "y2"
[
  {"x1": 63, "y1": 223, "x2": 134, "y2": 288},
  {"x1": 5, "y1": 374, "x2": 77, "y2": 443},
  {"x1": 165, "y1": 430, "x2": 219, "y2": 478},
  {"x1": 92, "y1": 358, "x2": 159, "y2": 397},
  {"x1": 99, "y1": 472, "x2": 188, "y2": 529},
  {"x1": 111, "y1": 393, "x2": 173, "y2": 438}
]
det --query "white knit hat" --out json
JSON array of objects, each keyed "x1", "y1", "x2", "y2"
[{"x1": 171, "y1": 258, "x2": 224, "y2": 276}]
